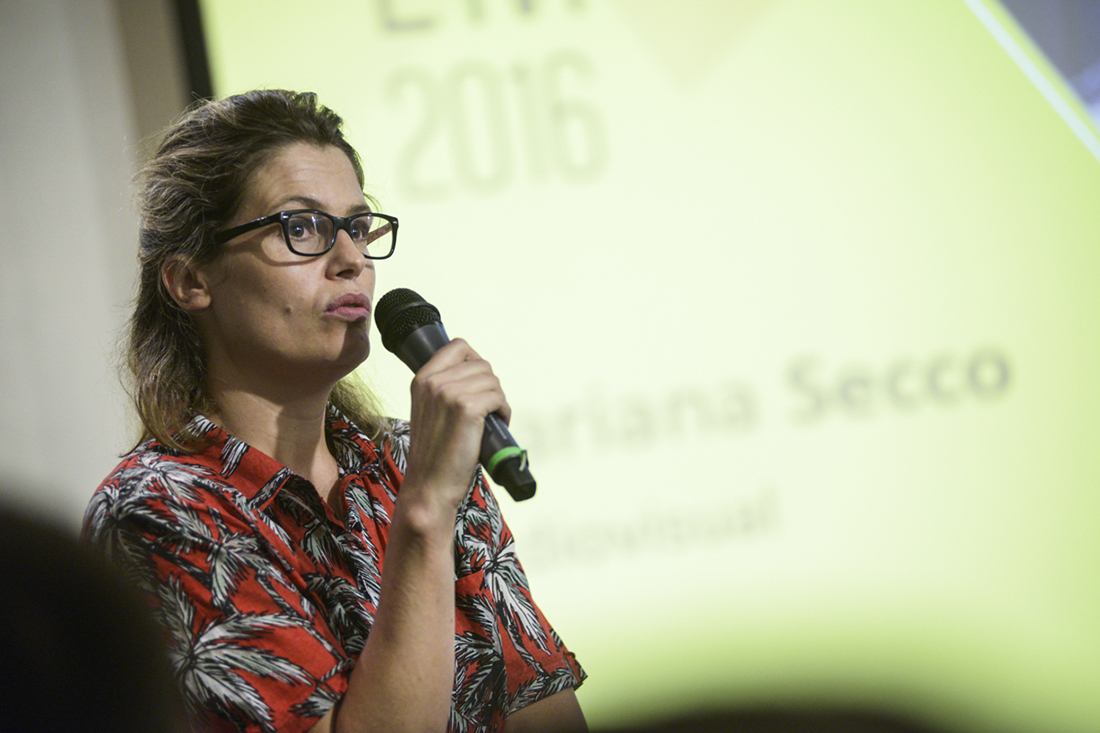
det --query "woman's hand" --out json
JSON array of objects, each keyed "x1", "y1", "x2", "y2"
[{"x1": 402, "y1": 337, "x2": 511, "y2": 514}]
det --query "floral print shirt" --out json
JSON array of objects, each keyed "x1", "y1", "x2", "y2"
[{"x1": 82, "y1": 411, "x2": 584, "y2": 733}]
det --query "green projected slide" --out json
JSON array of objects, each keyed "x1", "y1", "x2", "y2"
[{"x1": 198, "y1": 2, "x2": 1100, "y2": 731}]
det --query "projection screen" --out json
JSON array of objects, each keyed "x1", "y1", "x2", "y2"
[{"x1": 194, "y1": 1, "x2": 1100, "y2": 730}]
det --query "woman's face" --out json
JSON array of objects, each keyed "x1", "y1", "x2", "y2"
[{"x1": 192, "y1": 142, "x2": 378, "y2": 393}]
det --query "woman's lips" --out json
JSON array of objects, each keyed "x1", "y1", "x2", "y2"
[{"x1": 326, "y1": 293, "x2": 372, "y2": 322}]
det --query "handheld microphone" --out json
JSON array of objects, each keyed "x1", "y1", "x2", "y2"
[{"x1": 374, "y1": 288, "x2": 536, "y2": 502}]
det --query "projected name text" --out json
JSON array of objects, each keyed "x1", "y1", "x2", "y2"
[
  {"x1": 788, "y1": 348, "x2": 1011, "y2": 422},
  {"x1": 520, "y1": 345, "x2": 1013, "y2": 460}
]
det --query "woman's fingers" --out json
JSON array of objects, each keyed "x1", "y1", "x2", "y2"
[
  {"x1": 403, "y1": 338, "x2": 511, "y2": 505},
  {"x1": 414, "y1": 339, "x2": 509, "y2": 418}
]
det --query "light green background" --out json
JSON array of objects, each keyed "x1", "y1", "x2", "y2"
[{"x1": 199, "y1": 1, "x2": 1100, "y2": 730}]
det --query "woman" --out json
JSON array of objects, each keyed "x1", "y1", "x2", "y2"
[{"x1": 83, "y1": 89, "x2": 586, "y2": 733}]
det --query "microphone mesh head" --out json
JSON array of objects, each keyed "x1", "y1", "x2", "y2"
[{"x1": 374, "y1": 288, "x2": 442, "y2": 354}]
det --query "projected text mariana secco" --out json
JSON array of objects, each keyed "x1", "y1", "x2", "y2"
[{"x1": 519, "y1": 346, "x2": 1012, "y2": 459}]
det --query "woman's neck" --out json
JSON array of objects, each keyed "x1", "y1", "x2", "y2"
[{"x1": 206, "y1": 386, "x2": 342, "y2": 500}]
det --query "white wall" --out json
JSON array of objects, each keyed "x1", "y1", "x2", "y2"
[{"x1": 0, "y1": 0, "x2": 178, "y2": 529}]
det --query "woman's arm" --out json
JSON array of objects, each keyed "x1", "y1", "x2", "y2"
[
  {"x1": 308, "y1": 493, "x2": 457, "y2": 733},
  {"x1": 312, "y1": 338, "x2": 511, "y2": 733},
  {"x1": 504, "y1": 689, "x2": 588, "y2": 733}
]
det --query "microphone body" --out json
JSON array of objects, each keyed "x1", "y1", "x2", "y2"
[{"x1": 375, "y1": 289, "x2": 536, "y2": 501}]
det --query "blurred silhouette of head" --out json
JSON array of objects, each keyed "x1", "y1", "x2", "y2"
[{"x1": 0, "y1": 501, "x2": 188, "y2": 732}]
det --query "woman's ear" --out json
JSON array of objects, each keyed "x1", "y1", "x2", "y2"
[{"x1": 162, "y1": 256, "x2": 213, "y2": 312}]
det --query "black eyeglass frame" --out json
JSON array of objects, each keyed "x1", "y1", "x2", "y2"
[{"x1": 212, "y1": 209, "x2": 399, "y2": 259}]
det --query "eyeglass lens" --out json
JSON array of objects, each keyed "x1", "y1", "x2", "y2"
[{"x1": 284, "y1": 212, "x2": 393, "y2": 258}]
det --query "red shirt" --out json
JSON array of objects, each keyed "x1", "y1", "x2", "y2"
[{"x1": 83, "y1": 411, "x2": 584, "y2": 733}]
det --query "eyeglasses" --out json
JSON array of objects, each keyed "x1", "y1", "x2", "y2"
[{"x1": 213, "y1": 209, "x2": 398, "y2": 259}]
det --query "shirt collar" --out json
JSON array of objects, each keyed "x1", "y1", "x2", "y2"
[{"x1": 181, "y1": 409, "x2": 378, "y2": 510}]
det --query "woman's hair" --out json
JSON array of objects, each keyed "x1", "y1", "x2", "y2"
[{"x1": 128, "y1": 89, "x2": 387, "y2": 451}]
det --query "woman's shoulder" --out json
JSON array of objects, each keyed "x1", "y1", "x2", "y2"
[
  {"x1": 104, "y1": 437, "x2": 211, "y2": 481},
  {"x1": 91, "y1": 425, "x2": 247, "y2": 516},
  {"x1": 84, "y1": 440, "x2": 225, "y2": 545}
]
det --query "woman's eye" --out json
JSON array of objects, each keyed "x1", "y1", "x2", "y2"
[
  {"x1": 287, "y1": 215, "x2": 320, "y2": 240},
  {"x1": 349, "y1": 218, "x2": 370, "y2": 240}
]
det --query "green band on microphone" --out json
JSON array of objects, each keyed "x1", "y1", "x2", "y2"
[{"x1": 485, "y1": 446, "x2": 525, "y2": 475}]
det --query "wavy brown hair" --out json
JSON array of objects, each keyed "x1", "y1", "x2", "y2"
[{"x1": 128, "y1": 89, "x2": 387, "y2": 452}]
